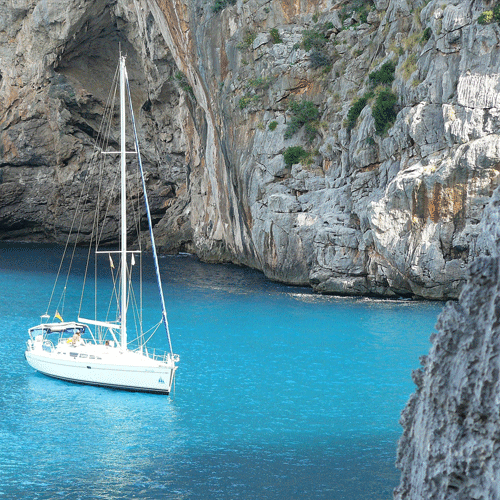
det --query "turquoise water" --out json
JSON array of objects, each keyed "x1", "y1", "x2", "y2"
[{"x1": 0, "y1": 243, "x2": 442, "y2": 499}]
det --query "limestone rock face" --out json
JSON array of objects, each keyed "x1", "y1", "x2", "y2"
[
  {"x1": 395, "y1": 186, "x2": 500, "y2": 497},
  {"x1": 0, "y1": 0, "x2": 191, "y2": 249},
  {"x1": 1, "y1": 0, "x2": 500, "y2": 298}
]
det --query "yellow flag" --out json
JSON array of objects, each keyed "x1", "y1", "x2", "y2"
[{"x1": 55, "y1": 311, "x2": 63, "y2": 322}]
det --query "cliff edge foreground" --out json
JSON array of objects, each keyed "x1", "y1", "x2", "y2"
[{"x1": 395, "y1": 185, "x2": 500, "y2": 498}]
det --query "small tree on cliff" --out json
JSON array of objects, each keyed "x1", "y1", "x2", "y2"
[{"x1": 284, "y1": 101, "x2": 320, "y2": 142}]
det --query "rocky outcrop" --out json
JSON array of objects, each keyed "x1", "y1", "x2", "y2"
[
  {"x1": 394, "y1": 185, "x2": 500, "y2": 498},
  {"x1": 1, "y1": 0, "x2": 500, "y2": 298},
  {"x1": 0, "y1": 0, "x2": 191, "y2": 249}
]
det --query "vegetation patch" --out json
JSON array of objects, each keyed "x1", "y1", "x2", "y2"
[
  {"x1": 270, "y1": 28, "x2": 282, "y2": 44},
  {"x1": 239, "y1": 93, "x2": 260, "y2": 109},
  {"x1": 401, "y1": 53, "x2": 418, "y2": 81},
  {"x1": 403, "y1": 32, "x2": 421, "y2": 52},
  {"x1": 301, "y1": 28, "x2": 329, "y2": 51},
  {"x1": 237, "y1": 31, "x2": 257, "y2": 50},
  {"x1": 212, "y1": 0, "x2": 236, "y2": 13},
  {"x1": 310, "y1": 50, "x2": 331, "y2": 69},
  {"x1": 301, "y1": 22, "x2": 333, "y2": 69},
  {"x1": 340, "y1": 0, "x2": 373, "y2": 26},
  {"x1": 346, "y1": 58, "x2": 397, "y2": 135},
  {"x1": 421, "y1": 27, "x2": 432, "y2": 42},
  {"x1": 284, "y1": 145, "x2": 308, "y2": 166},
  {"x1": 357, "y1": 3, "x2": 370, "y2": 23},
  {"x1": 372, "y1": 90, "x2": 398, "y2": 135},
  {"x1": 247, "y1": 76, "x2": 273, "y2": 91},
  {"x1": 175, "y1": 71, "x2": 194, "y2": 96},
  {"x1": 368, "y1": 61, "x2": 396, "y2": 87},
  {"x1": 477, "y1": 4, "x2": 500, "y2": 23},
  {"x1": 478, "y1": 10, "x2": 494, "y2": 24},
  {"x1": 284, "y1": 101, "x2": 320, "y2": 142},
  {"x1": 268, "y1": 121, "x2": 278, "y2": 131}
]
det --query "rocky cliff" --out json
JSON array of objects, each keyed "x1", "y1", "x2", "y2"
[
  {"x1": 394, "y1": 187, "x2": 500, "y2": 498},
  {"x1": 1, "y1": 0, "x2": 499, "y2": 299}
]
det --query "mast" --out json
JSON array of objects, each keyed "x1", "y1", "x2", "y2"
[{"x1": 120, "y1": 55, "x2": 127, "y2": 351}]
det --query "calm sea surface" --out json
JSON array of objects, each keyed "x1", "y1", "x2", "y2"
[{"x1": 0, "y1": 243, "x2": 442, "y2": 499}]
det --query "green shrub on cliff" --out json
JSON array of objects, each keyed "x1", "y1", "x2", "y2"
[
  {"x1": 284, "y1": 146, "x2": 308, "y2": 166},
  {"x1": 301, "y1": 29, "x2": 328, "y2": 51},
  {"x1": 268, "y1": 121, "x2": 278, "y2": 131},
  {"x1": 212, "y1": 0, "x2": 236, "y2": 13},
  {"x1": 368, "y1": 61, "x2": 396, "y2": 87},
  {"x1": 175, "y1": 71, "x2": 194, "y2": 96},
  {"x1": 301, "y1": 23, "x2": 333, "y2": 69},
  {"x1": 310, "y1": 50, "x2": 331, "y2": 68},
  {"x1": 248, "y1": 76, "x2": 273, "y2": 91},
  {"x1": 477, "y1": 4, "x2": 500, "y2": 23},
  {"x1": 270, "y1": 28, "x2": 283, "y2": 44},
  {"x1": 478, "y1": 10, "x2": 493, "y2": 24},
  {"x1": 346, "y1": 92, "x2": 374, "y2": 130},
  {"x1": 237, "y1": 30, "x2": 257, "y2": 50},
  {"x1": 372, "y1": 90, "x2": 397, "y2": 135},
  {"x1": 421, "y1": 27, "x2": 432, "y2": 42},
  {"x1": 284, "y1": 101, "x2": 320, "y2": 142},
  {"x1": 401, "y1": 54, "x2": 418, "y2": 81},
  {"x1": 495, "y1": 3, "x2": 500, "y2": 21},
  {"x1": 239, "y1": 93, "x2": 260, "y2": 109}
]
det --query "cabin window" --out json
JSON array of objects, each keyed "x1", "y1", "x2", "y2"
[
  {"x1": 70, "y1": 352, "x2": 78, "y2": 357},
  {"x1": 79, "y1": 354, "x2": 88, "y2": 359}
]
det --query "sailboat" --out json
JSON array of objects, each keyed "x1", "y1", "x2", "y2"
[{"x1": 25, "y1": 55, "x2": 179, "y2": 394}]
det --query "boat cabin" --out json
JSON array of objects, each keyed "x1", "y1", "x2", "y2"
[{"x1": 28, "y1": 322, "x2": 88, "y2": 343}]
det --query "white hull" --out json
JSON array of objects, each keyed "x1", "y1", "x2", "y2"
[{"x1": 25, "y1": 339, "x2": 176, "y2": 394}]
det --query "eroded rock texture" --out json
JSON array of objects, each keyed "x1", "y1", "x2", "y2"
[
  {"x1": 1, "y1": 0, "x2": 500, "y2": 298},
  {"x1": 395, "y1": 187, "x2": 500, "y2": 498},
  {"x1": 0, "y1": 0, "x2": 191, "y2": 251}
]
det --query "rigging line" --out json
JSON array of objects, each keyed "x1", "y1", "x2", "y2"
[
  {"x1": 141, "y1": 320, "x2": 162, "y2": 347},
  {"x1": 137, "y1": 156, "x2": 143, "y2": 329},
  {"x1": 48, "y1": 146, "x2": 98, "y2": 316},
  {"x1": 94, "y1": 74, "x2": 120, "y2": 250},
  {"x1": 79, "y1": 69, "x2": 118, "y2": 315},
  {"x1": 127, "y1": 268, "x2": 143, "y2": 346},
  {"x1": 47, "y1": 63, "x2": 120, "y2": 318},
  {"x1": 53, "y1": 285, "x2": 67, "y2": 318},
  {"x1": 93, "y1": 167, "x2": 120, "y2": 322},
  {"x1": 103, "y1": 251, "x2": 122, "y2": 325},
  {"x1": 96, "y1": 171, "x2": 119, "y2": 248},
  {"x1": 45, "y1": 151, "x2": 105, "y2": 314},
  {"x1": 128, "y1": 160, "x2": 144, "y2": 338},
  {"x1": 126, "y1": 70, "x2": 174, "y2": 355},
  {"x1": 106, "y1": 255, "x2": 121, "y2": 321},
  {"x1": 80, "y1": 68, "x2": 120, "y2": 317},
  {"x1": 94, "y1": 70, "x2": 120, "y2": 249}
]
